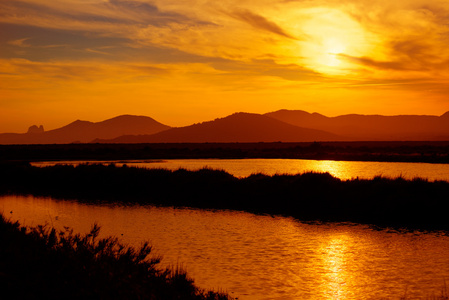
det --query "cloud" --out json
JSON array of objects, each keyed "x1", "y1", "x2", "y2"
[
  {"x1": 339, "y1": 54, "x2": 416, "y2": 71},
  {"x1": 338, "y1": 21, "x2": 449, "y2": 76},
  {"x1": 0, "y1": 0, "x2": 126, "y2": 28},
  {"x1": 0, "y1": 59, "x2": 106, "y2": 81},
  {"x1": 0, "y1": 0, "x2": 193, "y2": 35},
  {"x1": 210, "y1": 59, "x2": 323, "y2": 82},
  {"x1": 3, "y1": 0, "x2": 449, "y2": 84},
  {"x1": 0, "y1": 1, "x2": 306, "y2": 68},
  {"x1": 226, "y1": 9, "x2": 299, "y2": 40},
  {"x1": 104, "y1": 0, "x2": 191, "y2": 26},
  {"x1": 1, "y1": 22, "x2": 228, "y2": 65},
  {"x1": 7, "y1": 38, "x2": 31, "y2": 47}
]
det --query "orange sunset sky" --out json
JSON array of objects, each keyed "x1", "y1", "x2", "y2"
[{"x1": 1, "y1": 0, "x2": 449, "y2": 132}]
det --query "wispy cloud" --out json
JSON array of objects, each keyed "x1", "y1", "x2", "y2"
[
  {"x1": 0, "y1": 0, "x2": 194, "y2": 37},
  {"x1": 7, "y1": 38, "x2": 31, "y2": 47},
  {"x1": 339, "y1": 54, "x2": 418, "y2": 71},
  {"x1": 340, "y1": 0, "x2": 449, "y2": 73},
  {"x1": 226, "y1": 9, "x2": 299, "y2": 40}
]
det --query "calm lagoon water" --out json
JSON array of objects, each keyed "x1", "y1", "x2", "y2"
[
  {"x1": 2, "y1": 195, "x2": 449, "y2": 300},
  {"x1": 7, "y1": 159, "x2": 449, "y2": 298},
  {"x1": 32, "y1": 158, "x2": 449, "y2": 181}
]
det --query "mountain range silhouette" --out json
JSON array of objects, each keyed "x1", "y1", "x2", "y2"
[
  {"x1": 0, "y1": 115, "x2": 169, "y2": 144},
  {"x1": 266, "y1": 110, "x2": 449, "y2": 141},
  {"x1": 94, "y1": 112, "x2": 342, "y2": 143},
  {"x1": 1, "y1": 110, "x2": 448, "y2": 144}
]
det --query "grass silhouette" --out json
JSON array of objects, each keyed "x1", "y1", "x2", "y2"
[
  {"x1": 0, "y1": 213, "x2": 232, "y2": 300},
  {"x1": 1, "y1": 162, "x2": 449, "y2": 230}
]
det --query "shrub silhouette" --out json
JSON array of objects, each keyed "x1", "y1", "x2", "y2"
[{"x1": 0, "y1": 213, "x2": 232, "y2": 300}]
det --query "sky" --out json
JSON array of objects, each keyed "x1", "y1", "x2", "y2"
[{"x1": 1, "y1": 0, "x2": 449, "y2": 132}]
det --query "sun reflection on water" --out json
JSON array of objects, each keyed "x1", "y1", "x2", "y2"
[
  {"x1": 318, "y1": 234, "x2": 358, "y2": 300},
  {"x1": 304, "y1": 160, "x2": 352, "y2": 180}
]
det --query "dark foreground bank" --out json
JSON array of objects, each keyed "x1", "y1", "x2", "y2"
[
  {"x1": 0, "y1": 213, "x2": 232, "y2": 300},
  {"x1": 2, "y1": 162, "x2": 449, "y2": 231}
]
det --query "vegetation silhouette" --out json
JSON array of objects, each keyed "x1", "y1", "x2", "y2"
[
  {"x1": 0, "y1": 213, "x2": 232, "y2": 300},
  {"x1": 1, "y1": 162, "x2": 449, "y2": 231}
]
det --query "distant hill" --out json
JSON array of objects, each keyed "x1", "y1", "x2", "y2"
[
  {"x1": 2, "y1": 110, "x2": 449, "y2": 145},
  {"x1": 265, "y1": 110, "x2": 449, "y2": 141},
  {"x1": 0, "y1": 115, "x2": 171, "y2": 144},
  {"x1": 95, "y1": 112, "x2": 343, "y2": 143}
]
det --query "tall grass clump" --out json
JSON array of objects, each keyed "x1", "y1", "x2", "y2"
[{"x1": 0, "y1": 213, "x2": 232, "y2": 300}]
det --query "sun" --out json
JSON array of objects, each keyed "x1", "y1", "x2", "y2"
[
  {"x1": 295, "y1": 7, "x2": 371, "y2": 75},
  {"x1": 322, "y1": 37, "x2": 347, "y2": 67}
]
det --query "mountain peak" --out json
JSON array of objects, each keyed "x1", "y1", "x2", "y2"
[
  {"x1": 69, "y1": 119, "x2": 92, "y2": 125},
  {"x1": 27, "y1": 125, "x2": 44, "y2": 134},
  {"x1": 266, "y1": 109, "x2": 312, "y2": 116},
  {"x1": 227, "y1": 112, "x2": 264, "y2": 118},
  {"x1": 441, "y1": 111, "x2": 449, "y2": 118},
  {"x1": 106, "y1": 114, "x2": 153, "y2": 120}
]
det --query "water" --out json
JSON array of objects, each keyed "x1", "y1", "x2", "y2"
[
  {"x1": 32, "y1": 158, "x2": 449, "y2": 181},
  {"x1": 2, "y1": 195, "x2": 449, "y2": 300}
]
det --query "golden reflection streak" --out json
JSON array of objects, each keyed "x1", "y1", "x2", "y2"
[
  {"x1": 318, "y1": 234, "x2": 358, "y2": 300},
  {"x1": 305, "y1": 160, "x2": 353, "y2": 180}
]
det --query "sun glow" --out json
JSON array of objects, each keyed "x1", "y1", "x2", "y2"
[
  {"x1": 296, "y1": 7, "x2": 372, "y2": 75},
  {"x1": 322, "y1": 37, "x2": 347, "y2": 67}
]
